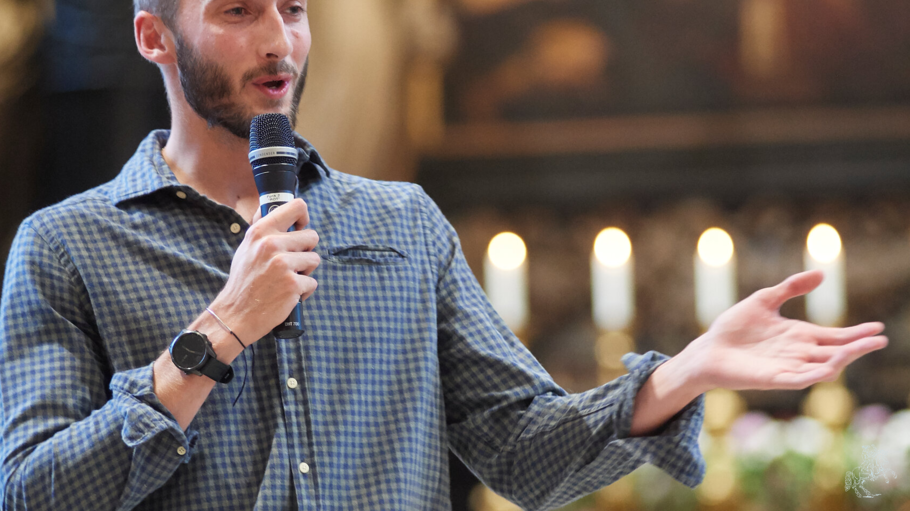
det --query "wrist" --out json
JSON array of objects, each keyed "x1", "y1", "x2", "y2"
[
  {"x1": 667, "y1": 343, "x2": 715, "y2": 400},
  {"x1": 185, "y1": 313, "x2": 244, "y2": 365},
  {"x1": 205, "y1": 296, "x2": 263, "y2": 347},
  {"x1": 630, "y1": 355, "x2": 704, "y2": 437}
]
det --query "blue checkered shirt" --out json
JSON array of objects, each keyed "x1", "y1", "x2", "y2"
[{"x1": 0, "y1": 131, "x2": 705, "y2": 510}]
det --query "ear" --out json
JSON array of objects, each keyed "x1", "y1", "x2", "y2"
[{"x1": 135, "y1": 11, "x2": 177, "y2": 65}]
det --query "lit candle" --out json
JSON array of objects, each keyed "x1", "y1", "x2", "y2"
[
  {"x1": 695, "y1": 228, "x2": 737, "y2": 330},
  {"x1": 484, "y1": 232, "x2": 529, "y2": 332},
  {"x1": 740, "y1": 0, "x2": 787, "y2": 79},
  {"x1": 591, "y1": 228, "x2": 634, "y2": 331},
  {"x1": 804, "y1": 224, "x2": 845, "y2": 327}
]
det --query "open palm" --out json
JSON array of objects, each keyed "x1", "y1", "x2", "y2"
[{"x1": 682, "y1": 271, "x2": 887, "y2": 393}]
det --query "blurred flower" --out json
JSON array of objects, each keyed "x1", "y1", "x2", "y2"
[
  {"x1": 874, "y1": 410, "x2": 910, "y2": 486},
  {"x1": 729, "y1": 412, "x2": 770, "y2": 445},
  {"x1": 783, "y1": 416, "x2": 831, "y2": 457},
  {"x1": 849, "y1": 404, "x2": 892, "y2": 444},
  {"x1": 729, "y1": 412, "x2": 785, "y2": 462},
  {"x1": 634, "y1": 464, "x2": 675, "y2": 507}
]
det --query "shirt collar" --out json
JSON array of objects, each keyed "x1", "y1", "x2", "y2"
[{"x1": 109, "y1": 129, "x2": 330, "y2": 206}]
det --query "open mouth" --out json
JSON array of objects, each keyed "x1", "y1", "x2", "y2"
[{"x1": 252, "y1": 76, "x2": 293, "y2": 98}]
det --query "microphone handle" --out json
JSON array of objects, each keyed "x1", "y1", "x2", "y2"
[{"x1": 255, "y1": 165, "x2": 304, "y2": 339}]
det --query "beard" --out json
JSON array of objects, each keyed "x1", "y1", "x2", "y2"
[{"x1": 173, "y1": 32, "x2": 308, "y2": 139}]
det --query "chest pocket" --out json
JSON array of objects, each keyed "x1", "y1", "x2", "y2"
[
  {"x1": 321, "y1": 245, "x2": 409, "y2": 266},
  {"x1": 309, "y1": 244, "x2": 420, "y2": 340}
]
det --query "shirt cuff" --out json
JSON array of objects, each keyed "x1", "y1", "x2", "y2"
[
  {"x1": 611, "y1": 350, "x2": 706, "y2": 487},
  {"x1": 109, "y1": 363, "x2": 199, "y2": 461}
]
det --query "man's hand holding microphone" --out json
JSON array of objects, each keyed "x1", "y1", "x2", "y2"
[
  {"x1": 155, "y1": 114, "x2": 319, "y2": 430},
  {"x1": 210, "y1": 197, "x2": 319, "y2": 350}
]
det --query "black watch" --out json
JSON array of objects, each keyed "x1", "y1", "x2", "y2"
[{"x1": 169, "y1": 330, "x2": 234, "y2": 384}]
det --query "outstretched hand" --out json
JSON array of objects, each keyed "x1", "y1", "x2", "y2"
[{"x1": 681, "y1": 270, "x2": 887, "y2": 394}]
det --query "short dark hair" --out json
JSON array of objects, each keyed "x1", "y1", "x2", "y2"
[{"x1": 134, "y1": 0, "x2": 178, "y2": 29}]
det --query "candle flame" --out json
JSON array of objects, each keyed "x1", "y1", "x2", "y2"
[
  {"x1": 488, "y1": 232, "x2": 527, "y2": 270},
  {"x1": 698, "y1": 228, "x2": 734, "y2": 267},
  {"x1": 594, "y1": 228, "x2": 632, "y2": 268},
  {"x1": 807, "y1": 224, "x2": 841, "y2": 263}
]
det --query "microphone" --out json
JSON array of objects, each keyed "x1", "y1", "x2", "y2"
[{"x1": 249, "y1": 113, "x2": 304, "y2": 339}]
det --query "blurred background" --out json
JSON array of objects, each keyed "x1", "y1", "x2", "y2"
[{"x1": 3, "y1": 0, "x2": 910, "y2": 510}]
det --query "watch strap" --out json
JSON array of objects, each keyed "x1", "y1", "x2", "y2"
[{"x1": 199, "y1": 356, "x2": 234, "y2": 384}]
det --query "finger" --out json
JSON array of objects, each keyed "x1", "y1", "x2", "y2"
[
  {"x1": 272, "y1": 229, "x2": 319, "y2": 253},
  {"x1": 296, "y1": 274, "x2": 318, "y2": 301},
  {"x1": 258, "y1": 199, "x2": 310, "y2": 234},
  {"x1": 296, "y1": 251, "x2": 321, "y2": 276},
  {"x1": 826, "y1": 335, "x2": 889, "y2": 369},
  {"x1": 803, "y1": 335, "x2": 885, "y2": 360},
  {"x1": 772, "y1": 335, "x2": 887, "y2": 389},
  {"x1": 291, "y1": 214, "x2": 309, "y2": 233},
  {"x1": 754, "y1": 271, "x2": 824, "y2": 310},
  {"x1": 770, "y1": 365, "x2": 839, "y2": 390},
  {"x1": 251, "y1": 207, "x2": 263, "y2": 224},
  {"x1": 803, "y1": 345, "x2": 840, "y2": 363},
  {"x1": 798, "y1": 334, "x2": 886, "y2": 366},
  {"x1": 275, "y1": 251, "x2": 321, "y2": 275},
  {"x1": 252, "y1": 229, "x2": 318, "y2": 257},
  {"x1": 809, "y1": 322, "x2": 885, "y2": 346}
]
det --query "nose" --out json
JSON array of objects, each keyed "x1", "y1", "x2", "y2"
[{"x1": 258, "y1": 7, "x2": 293, "y2": 61}]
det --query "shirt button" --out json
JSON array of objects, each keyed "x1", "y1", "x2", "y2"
[
  {"x1": 287, "y1": 378, "x2": 298, "y2": 389},
  {"x1": 177, "y1": 446, "x2": 187, "y2": 456},
  {"x1": 230, "y1": 223, "x2": 242, "y2": 234},
  {"x1": 299, "y1": 462, "x2": 310, "y2": 474},
  {"x1": 176, "y1": 191, "x2": 187, "y2": 199}
]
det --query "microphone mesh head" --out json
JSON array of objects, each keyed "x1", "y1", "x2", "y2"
[{"x1": 250, "y1": 114, "x2": 297, "y2": 165}]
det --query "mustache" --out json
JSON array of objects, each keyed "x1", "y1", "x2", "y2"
[{"x1": 240, "y1": 61, "x2": 300, "y2": 85}]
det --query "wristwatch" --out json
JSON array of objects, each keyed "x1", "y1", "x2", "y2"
[{"x1": 169, "y1": 330, "x2": 234, "y2": 383}]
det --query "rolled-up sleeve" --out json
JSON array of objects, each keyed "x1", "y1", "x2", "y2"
[
  {"x1": 0, "y1": 222, "x2": 196, "y2": 511},
  {"x1": 418, "y1": 190, "x2": 705, "y2": 511}
]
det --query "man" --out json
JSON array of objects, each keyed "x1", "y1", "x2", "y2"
[{"x1": 0, "y1": 1, "x2": 888, "y2": 510}]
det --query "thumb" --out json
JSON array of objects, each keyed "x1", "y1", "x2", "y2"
[{"x1": 757, "y1": 270, "x2": 824, "y2": 310}]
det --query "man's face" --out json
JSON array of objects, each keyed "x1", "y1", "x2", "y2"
[{"x1": 171, "y1": 1, "x2": 311, "y2": 139}]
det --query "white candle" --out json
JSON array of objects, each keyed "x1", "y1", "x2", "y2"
[
  {"x1": 592, "y1": 228, "x2": 634, "y2": 331},
  {"x1": 484, "y1": 232, "x2": 528, "y2": 332},
  {"x1": 804, "y1": 224, "x2": 845, "y2": 327},
  {"x1": 695, "y1": 228, "x2": 737, "y2": 330}
]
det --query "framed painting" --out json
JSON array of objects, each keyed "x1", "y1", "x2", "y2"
[{"x1": 429, "y1": 0, "x2": 910, "y2": 159}]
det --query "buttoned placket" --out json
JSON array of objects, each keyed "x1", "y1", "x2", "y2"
[
  {"x1": 282, "y1": 179, "x2": 319, "y2": 508},
  {"x1": 180, "y1": 179, "x2": 320, "y2": 506},
  {"x1": 277, "y1": 333, "x2": 318, "y2": 509}
]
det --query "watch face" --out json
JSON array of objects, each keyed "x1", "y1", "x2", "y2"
[{"x1": 171, "y1": 332, "x2": 208, "y2": 371}]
